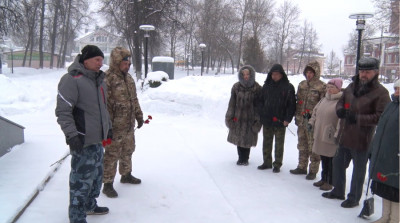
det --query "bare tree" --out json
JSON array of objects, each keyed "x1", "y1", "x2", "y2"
[
  {"x1": 232, "y1": 0, "x2": 251, "y2": 70},
  {"x1": 247, "y1": 0, "x2": 274, "y2": 39},
  {"x1": 0, "y1": 0, "x2": 23, "y2": 36},
  {"x1": 295, "y1": 20, "x2": 310, "y2": 73},
  {"x1": 274, "y1": 0, "x2": 300, "y2": 64},
  {"x1": 326, "y1": 49, "x2": 340, "y2": 75},
  {"x1": 38, "y1": 0, "x2": 45, "y2": 68}
]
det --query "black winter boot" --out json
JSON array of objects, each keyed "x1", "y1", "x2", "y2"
[
  {"x1": 236, "y1": 147, "x2": 243, "y2": 165},
  {"x1": 102, "y1": 183, "x2": 118, "y2": 198},
  {"x1": 120, "y1": 174, "x2": 142, "y2": 184},
  {"x1": 241, "y1": 148, "x2": 250, "y2": 166}
]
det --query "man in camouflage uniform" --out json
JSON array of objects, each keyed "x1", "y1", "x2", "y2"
[
  {"x1": 102, "y1": 47, "x2": 144, "y2": 198},
  {"x1": 56, "y1": 45, "x2": 112, "y2": 223},
  {"x1": 290, "y1": 61, "x2": 326, "y2": 180}
]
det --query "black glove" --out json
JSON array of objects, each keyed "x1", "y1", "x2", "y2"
[
  {"x1": 137, "y1": 119, "x2": 144, "y2": 129},
  {"x1": 67, "y1": 135, "x2": 83, "y2": 152},
  {"x1": 306, "y1": 123, "x2": 313, "y2": 131},
  {"x1": 303, "y1": 113, "x2": 311, "y2": 119},
  {"x1": 346, "y1": 112, "x2": 357, "y2": 124},
  {"x1": 107, "y1": 129, "x2": 113, "y2": 140},
  {"x1": 336, "y1": 108, "x2": 346, "y2": 119}
]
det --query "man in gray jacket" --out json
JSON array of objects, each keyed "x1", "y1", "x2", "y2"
[{"x1": 56, "y1": 45, "x2": 112, "y2": 223}]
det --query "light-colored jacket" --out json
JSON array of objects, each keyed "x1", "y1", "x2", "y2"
[{"x1": 308, "y1": 92, "x2": 342, "y2": 157}]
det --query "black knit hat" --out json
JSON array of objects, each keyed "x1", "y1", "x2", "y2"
[
  {"x1": 79, "y1": 45, "x2": 104, "y2": 63},
  {"x1": 358, "y1": 57, "x2": 379, "y2": 70}
]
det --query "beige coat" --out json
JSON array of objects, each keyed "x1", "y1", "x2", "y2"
[{"x1": 308, "y1": 91, "x2": 342, "y2": 157}]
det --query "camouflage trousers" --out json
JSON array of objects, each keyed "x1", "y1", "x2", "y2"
[
  {"x1": 262, "y1": 125, "x2": 286, "y2": 168},
  {"x1": 69, "y1": 143, "x2": 103, "y2": 223},
  {"x1": 103, "y1": 130, "x2": 135, "y2": 183},
  {"x1": 296, "y1": 125, "x2": 320, "y2": 174}
]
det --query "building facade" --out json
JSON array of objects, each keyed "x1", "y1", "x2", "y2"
[{"x1": 73, "y1": 27, "x2": 127, "y2": 65}]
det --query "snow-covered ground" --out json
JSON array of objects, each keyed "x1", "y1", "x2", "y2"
[{"x1": 0, "y1": 64, "x2": 395, "y2": 223}]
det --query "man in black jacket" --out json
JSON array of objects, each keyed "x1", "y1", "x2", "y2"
[{"x1": 258, "y1": 64, "x2": 296, "y2": 173}]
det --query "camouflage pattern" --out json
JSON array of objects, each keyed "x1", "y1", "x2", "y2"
[
  {"x1": 103, "y1": 47, "x2": 143, "y2": 184},
  {"x1": 103, "y1": 130, "x2": 135, "y2": 183},
  {"x1": 262, "y1": 126, "x2": 286, "y2": 168},
  {"x1": 297, "y1": 126, "x2": 321, "y2": 173},
  {"x1": 294, "y1": 61, "x2": 325, "y2": 173},
  {"x1": 69, "y1": 144, "x2": 103, "y2": 223}
]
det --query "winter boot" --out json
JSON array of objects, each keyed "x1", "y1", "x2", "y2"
[
  {"x1": 86, "y1": 205, "x2": 109, "y2": 215},
  {"x1": 120, "y1": 174, "x2": 142, "y2": 184},
  {"x1": 257, "y1": 163, "x2": 272, "y2": 170},
  {"x1": 313, "y1": 180, "x2": 325, "y2": 187},
  {"x1": 241, "y1": 148, "x2": 250, "y2": 166},
  {"x1": 289, "y1": 168, "x2": 307, "y2": 175},
  {"x1": 236, "y1": 147, "x2": 243, "y2": 165},
  {"x1": 319, "y1": 182, "x2": 333, "y2": 191},
  {"x1": 102, "y1": 183, "x2": 118, "y2": 198},
  {"x1": 272, "y1": 167, "x2": 280, "y2": 173},
  {"x1": 306, "y1": 172, "x2": 316, "y2": 180}
]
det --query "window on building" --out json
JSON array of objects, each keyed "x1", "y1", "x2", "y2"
[{"x1": 387, "y1": 54, "x2": 393, "y2": 64}]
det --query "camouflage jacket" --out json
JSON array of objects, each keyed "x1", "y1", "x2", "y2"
[
  {"x1": 295, "y1": 61, "x2": 326, "y2": 127},
  {"x1": 105, "y1": 70, "x2": 143, "y2": 132}
]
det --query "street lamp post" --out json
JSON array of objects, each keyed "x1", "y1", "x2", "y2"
[
  {"x1": 139, "y1": 24, "x2": 155, "y2": 79},
  {"x1": 199, "y1": 43, "x2": 206, "y2": 76},
  {"x1": 349, "y1": 13, "x2": 373, "y2": 75}
]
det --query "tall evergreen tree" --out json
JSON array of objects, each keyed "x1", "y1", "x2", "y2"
[{"x1": 242, "y1": 35, "x2": 265, "y2": 72}]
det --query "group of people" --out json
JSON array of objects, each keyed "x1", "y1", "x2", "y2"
[
  {"x1": 225, "y1": 58, "x2": 399, "y2": 221},
  {"x1": 56, "y1": 45, "x2": 143, "y2": 223},
  {"x1": 54, "y1": 43, "x2": 398, "y2": 223}
]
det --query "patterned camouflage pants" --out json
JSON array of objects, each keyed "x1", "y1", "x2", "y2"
[
  {"x1": 69, "y1": 144, "x2": 103, "y2": 223},
  {"x1": 103, "y1": 130, "x2": 135, "y2": 183},
  {"x1": 262, "y1": 126, "x2": 286, "y2": 168},
  {"x1": 296, "y1": 125, "x2": 320, "y2": 173}
]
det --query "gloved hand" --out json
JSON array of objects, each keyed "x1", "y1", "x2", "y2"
[
  {"x1": 346, "y1": 112, "x2": 357, "y2": 124},
  {"x1": 107, "y1": 129, "x2": 113, "y2": 140},
  {"x1": 67, "y1": 135, "x2": 83, "y2": 153},
  {"x1": 102, "y1": 129, "x2": 113, "y2": 147},
  {"x1": 306, "y1": 123, "x2": 313, "y2": 132},
  {"x1": 336, "y1": 108, "x2": 346, "y2": 119},
  {"x1": 137, "y1": 119, "x2": 144, "y2": 129}
]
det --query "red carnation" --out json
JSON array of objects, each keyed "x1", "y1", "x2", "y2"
[
  {"x1": 148, "y1": 115, "x2": 153, "y2": 120},
  {"x1": 377, "y1": 172, "x2": 388, "y2": 182},
  {"x1": 144, "y1": 119, "x2": 150, "y2": 124},
  {"x1": 344, "y1": 103, "x2": 350, "y2": 110},
  {"x1": 298, "y1": 100, "x2": 303, "y2": 105},
  {"x1": 272, "y1": 117, "x2": 278, "y2": 122},
  {"x1": 233, "y1": 117, "x2": 238, "y2": 122}
]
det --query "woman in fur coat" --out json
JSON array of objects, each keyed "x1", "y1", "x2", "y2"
[{"x1": 225, "y1": 65, "x2": 262, "y2": 165}]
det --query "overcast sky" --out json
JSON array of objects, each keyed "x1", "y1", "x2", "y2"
[
  {"x1": 90, "y1": 0, "x2": 376, "y2": 61},
  {"x1": 277, "y1": 0, "x2": 376, "y2": 60}
]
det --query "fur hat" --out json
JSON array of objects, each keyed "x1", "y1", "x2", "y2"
[
  {"x1": 394, "y1": 79, "x2": 400, "y2": 88},
  {"x1": 79, "y1": 45, "x2": 104, "y2": 63},
  {"x1": 358, "y1": 57, "x2": 379, "y2": 70},
  {"x1": 328, "y1": 78, "x2": 343, "y2": 89}
]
